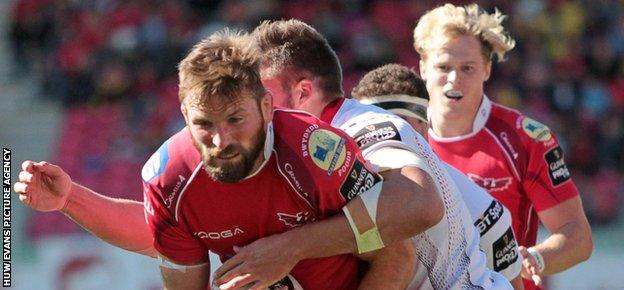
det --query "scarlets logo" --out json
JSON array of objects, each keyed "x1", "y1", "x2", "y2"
[
  {"x1": 468, "y1": 174, "x2": 512, "y2": 192},
  {"x1": 277, "y1": 212, "x2": 314, "y2": 228}
]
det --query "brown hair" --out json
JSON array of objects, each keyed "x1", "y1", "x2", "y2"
[
  {"x1": 252, "y1": 19, "x2": 343, "y2": 99},
  {"x1": 351, "y1": 64, "x2": 428, "y2": 100},
  {"x1": 178, "y1": 30, "x2": 265, "y2": 108}
]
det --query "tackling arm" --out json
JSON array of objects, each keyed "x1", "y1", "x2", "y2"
[{"x1": 213, "y1": 148, "x2": 444, "y2": 288}]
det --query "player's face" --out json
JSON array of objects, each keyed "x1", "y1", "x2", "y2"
[
  {"x1": 182, "y1": 93, "x2": 271, "y2": 183},
  {"x1": 419, "y1": 34, "x2": 491, "y2": 120}
]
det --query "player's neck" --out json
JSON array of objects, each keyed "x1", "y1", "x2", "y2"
[
  {"x1": 314, "y1": 94, "x2": 343, "y2": 118},
  {"x1": 430, "y1": 109, "x2": 478, "y2": 138}
]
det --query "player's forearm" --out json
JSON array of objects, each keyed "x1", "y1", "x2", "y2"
[
  {"x1": 532, "y1": 220, "x2": 592, "y2": 275},
  {"x1": 279, "y1": 167, "x2": 443, "y2": 260},
  {"x1": 281, "y1": 213, "x2": 356, "y2": 259},
  {"x1": 62, "y1": 182, "x2": 155, "y2": 256},
  {"x1": 357, "y1": 240, "x2": 416, "y2": 290}
]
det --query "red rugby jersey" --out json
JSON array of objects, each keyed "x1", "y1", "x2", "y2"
[
  {"x1": 142, "y1": 109, "x2": 381, "y2": 290},
  {"x1": 428, "y1": 96, "x2": 579, "y2": 249}
]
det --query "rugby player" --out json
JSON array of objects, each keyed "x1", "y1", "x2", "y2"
[
  {"x1": 16, "y1": 31, "x2": 418, "y2": 290},
  {"x1": 352, "y1": 63, "x2": 524, "y2": 289},
  {"x1": 15, "y1": 28, "x2": 444, "y2": 289},
  {"x1": 213, "y1": 19, "x2": 511, "y2": 290},
  {"x1": 413, "y1": 4, "x2": 592, "y2": 289}
]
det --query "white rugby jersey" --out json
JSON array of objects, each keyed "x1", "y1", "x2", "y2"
[
  {"x1": 320, "y1": 98, "x2": 512, "y2": 290},
  {"x1": 445, "y1": 164, "x2": 522, "y2": 281}
]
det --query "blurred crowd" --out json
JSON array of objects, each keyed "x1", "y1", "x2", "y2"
[{"x1": 9, "y1": 0, "x2": 623, "y2": 239}]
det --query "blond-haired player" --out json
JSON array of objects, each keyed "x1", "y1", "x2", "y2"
[{"x1": 414, "y1": 4, "x2": 592, "y2": 290}]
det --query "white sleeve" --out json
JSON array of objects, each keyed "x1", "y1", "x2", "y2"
[
  {"x1": 444, "y1": 164, "x2": 522, "y2": 280},
  {"x1": 365, "y1": 146, "x2": 432, "y2": 175}
]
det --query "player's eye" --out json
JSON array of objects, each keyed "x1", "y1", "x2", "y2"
[
  {"x1": 462, "y1": 65, "x2": 474, "y2": 73},
  {"x1": 436, "y1": 65, "x2": 450, "y2": 72},
  {"x1": 228, "y1": 116, "x2": 243, "y2": 124},
  {"x1": 194, "y1": 120, "x2": 213, "y2": 129}
]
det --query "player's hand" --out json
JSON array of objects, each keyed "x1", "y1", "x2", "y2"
[
  {"x1": 213, "y1": 235, "x2": 301, "y2": 290},
  {"x1": 13, "y1": 161, "x2": 72, "y2": 212},
  {"x1": 518, "y1": 246, "x2": 543, "y2": 287}
]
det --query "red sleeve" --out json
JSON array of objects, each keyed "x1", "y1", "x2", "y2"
[
  {"x1": 522, "y1": 131, "x2": 579, "y2": 212},
  {"x1": 144, "y1": 182, "x2": 208, "y2": 265},
  {"x1": 274, "y1": 111, "x2": 382, "y2": 218},
  {"x1": 141, "y1": 136, "x2": 207, "y2": 265}
]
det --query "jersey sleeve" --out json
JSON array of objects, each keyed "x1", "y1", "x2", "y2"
[
  {"x1": 520, "y1": 119, "x2": 579, "y2": 212},
  {"x1": 142, "y1": 142, "x2": 208, "y2": 265},
  {"x1": 273, "y1": 110, "x2": 383, "y2": 218},
  {"x1": 309, "y1": 121, "x2": 383, "y2": 217}
]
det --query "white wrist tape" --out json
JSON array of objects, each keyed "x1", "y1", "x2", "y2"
[
  {"x1": 342, "y1": 181, "x2": 385, "y2": 254},
  {"x1": 158, "y1": 255, "x2": 208, "y2": 273},
  {"x1": 527, "y1": 247, "x2": 545, "y2": 273}
]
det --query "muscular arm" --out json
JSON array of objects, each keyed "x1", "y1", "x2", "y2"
[
  {"x1": 284, "y1": 165, "x2": 443, "y2": 258},
  {"x1": 62, "y1": 183, "x2": 155, "y2": 256},
  {"x1": 532, "y1": 196, "x2": 593, "y2": 274},
  {"x1": 15, "y1": 160, "x2": 156, "y2": 257}
]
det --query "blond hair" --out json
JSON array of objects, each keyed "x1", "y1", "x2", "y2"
[
  {"x1": 413, "y1": 3, "x2": 515, "y2": 62},
  {"x1": 178, "y1": 29, "x2": 265, "y2": 108}
]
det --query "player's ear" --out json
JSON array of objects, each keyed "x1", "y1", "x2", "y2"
[
  {"x1": 483, "y1": 60, "x2": 492, "y2": 82},
  {"x1": 260, "y1": 92, "x2": 273, "y2": 122},
  {"x1": 180, "y1": 103, "x2": 189, "y2": 124},
  {"x1": 294, "y1": 79, "x2": 314, "y2": 105},
  {"x1": 419, "y1": 59, "x2": 427, "y2": 82}
]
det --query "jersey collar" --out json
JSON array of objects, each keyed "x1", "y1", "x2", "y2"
[
  {"x1": 244, "y1": 121, "x2": 274, "y2": 180},
  {"x1": 320, "y1": 97, "x2": 346, "y2": 123},
  {"x1": 472, "y1": 95, "x2": 492, "y2": 133},
  {"x1": 428, "y1": 95, "x2": 492, "y2": 140}
]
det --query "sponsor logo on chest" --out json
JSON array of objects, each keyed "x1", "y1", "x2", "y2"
[
  {"x1": 474, "y1": 200, "x2": 504, "y2": 235},
  {"x1": 468, "y1": 173, "x2": 513, "y2": 192}
]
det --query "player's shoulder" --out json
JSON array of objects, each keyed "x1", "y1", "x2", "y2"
[
  {"x1": 490, "y1": 103, "x2": 556, "y2": 146},
  {"x1": 272, "y1": 107, "x2": 367, "y2": 207},
  {"x1": 335, "y1": 99, "x2": 422, "y2": 151},
  {"x1": 273, "y1": 107, "x2": 353, "y2": 143},
  {"x1": 141, "y1": 127, "x2": 201, "y2": 196}
]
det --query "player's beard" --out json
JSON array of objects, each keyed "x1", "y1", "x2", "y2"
[{"x1": 198, "y1": 125, "x2": 267, "y2": 183}]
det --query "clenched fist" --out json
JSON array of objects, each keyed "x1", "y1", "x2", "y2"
[{"x1": 14, "y1": 161, "x2": 72, "y2": 212}]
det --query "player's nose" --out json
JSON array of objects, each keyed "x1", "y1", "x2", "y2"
[
  {"x1": 447, "y1": 70, "x2": 458, "y2": 83},
  {"x1": 211, "y1": 128, "x2": 233, "y2": 149}
]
